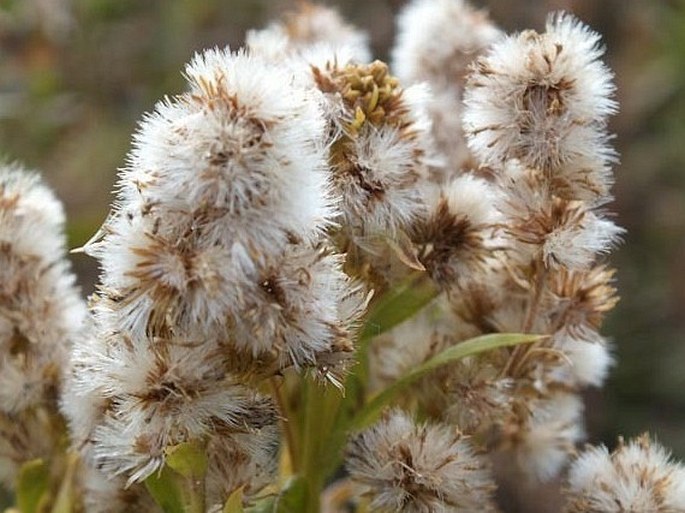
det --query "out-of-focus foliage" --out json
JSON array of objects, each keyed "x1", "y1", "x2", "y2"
[{"x1": 1, "y1": 1, "x2": 684, "y2": 512}]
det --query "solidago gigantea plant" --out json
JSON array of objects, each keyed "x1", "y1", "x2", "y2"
[{"x1": 2, "y1": 1, "x2": 685, "y2": 512}]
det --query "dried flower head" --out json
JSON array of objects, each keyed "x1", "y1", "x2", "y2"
[
  {"x1": 0, "y1": 164, "x2": 85, "y2": 412},
  {"x1": 393, "y1": 0, "x2": 501, "y2": 175},
  {"x1": 497, "y1": 164, "x2": 621, "y2": 269},
  {"x1": 246, "y1": 2, "x2": 370, "y2": 64},
  {"x1": 347, "y1": 409, "x2": 498, "y2": 512},
  {"x1": 548, "y1": 265, "x2": 619, "y2": 334},
  {"x1": 314, "y1": 59, "x2": 431, "y2": 238},
  {"x1": 65, "y1": 46, "x2": 341, "y2": 493},
  {"x1": 463, "y1": 13, "x2": 616, "y2": 176},
  {"x1": 411, "y1": 175, "x2": 502, "y2": 284},
  {"x1": 393, "y1": 0, "x2": 501, "y2": 88},
  {"x1": 564, "y1": 434, "x2": 685, "y2": 512},
  {"x1": 425, "y1": 354, "x2": 514, "y2": 434},
  {"x1": 73, "y1": 334, "x2": 276, "y2": 484},
  {"x1": 82, "y1": 46, "x2": 347, "y2": 350},
  {"x1": 547, "y1": 328, "x2": 613, "y2": 388},
  {"x1": 503, "y1": 393, "x2": 585, "y2": 482},
  {"x1": 227, "y1": 242, "x2": 367, "y2": 375},
  {"x1": 114, "y1": 48, "x2": 332, "y2": 257}
]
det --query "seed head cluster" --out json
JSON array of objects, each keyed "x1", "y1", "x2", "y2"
[
  {"x1": 1, "y1": 2, "x2": 680, "y2": 513},
  {"x1": 368, "y1": 1, "x2": 624, "y2": 487},
  {"x1": 0, "y1": 164, "x2": 86, "y2": 488},
  {"x1": 63, "y1": 46, "x2": 366, "y2": 507}
]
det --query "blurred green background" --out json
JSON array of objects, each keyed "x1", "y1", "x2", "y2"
[{"x1": 1, "y1": 0, "x2": 684, "y2": 510}]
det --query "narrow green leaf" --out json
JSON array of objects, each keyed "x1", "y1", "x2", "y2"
[
  {"x1": 359, "y1": 272, "x2": 439, "y2": 342},
  {"x1": 223, "y1": 487, "x2": 245, "y2": 513},
  {"x1": 145, "y1": 467, "x2": 185, "y2": 513},
  {"x1": 352, "y1": 271, "x2": 439, "y2": 397},
  {"x1": 350, "y1": 333, "x2": 544, "y2": 431},
  {"x1": 165, "y1": 440, "x2": 208, "y2": 479},
  {"x1": 274, "y1": 476, "x2": 308, "y2": 513},
  {"x1": 16, "y1": 458, "x2": 49, "y2": 513}
]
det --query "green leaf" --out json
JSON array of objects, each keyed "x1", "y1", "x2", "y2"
[
  {"x1": 274, "y1": 476, "x2": 308, "y2": 513},
  {"x1": 16, "y1": 459, "x2": 49, "y2": 513},
  {"x1": 223, "y1": 487, "x2": 245, "y2": 513},
  {"x1": 165, "y1": 440, "x2": 208, "y2": 479},
  {"x1": 359, "y1": 272, "x2": 439, "y2": 342},
  {"x1": 350, "y1": 333, "x2": 544, "y2": 431},
  {"x1": 353, "y1": 271, "x2": 439, "y2": 395},
  {"x1": 145, "y1": 467, "x2": 185, "y2": 513},
  {"x1": 245, "y1": 497, "x2": 275, "y2": 513}
]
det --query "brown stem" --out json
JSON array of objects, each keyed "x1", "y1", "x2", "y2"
[{"x1": 502, "y1": 264, "x2": 549, "y2": 377}]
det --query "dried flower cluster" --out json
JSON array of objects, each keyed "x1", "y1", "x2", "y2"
[
  {"x1": 0, "y1": 164, "x2": 86, "y2": 486},
  {"x1": 62, "y1": 46, "x2": 366, "y2": 509},
  {"x1": 1, "y1": 2, "x2": 683, "y2": 513},
  {"x1": 368, "y1": 2, "x2": 624, "y2": 492}
]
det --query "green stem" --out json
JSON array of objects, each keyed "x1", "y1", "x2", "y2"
[
  {"x1": 299, "y1": 379, "x2": 346, "y2": 513},
  {"x1": 50, "y1": 452, "x2": 79, "y2": 513},
  {"x1": 270, "y1": 377, "x2": 300, "y2": 471},
  {"x1": 300, "y1": 381, "x2": 323, "y2": 513}
]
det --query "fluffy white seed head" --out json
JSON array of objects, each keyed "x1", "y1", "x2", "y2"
[
  {"x1": 228, "y1": 242, "x2": 367, "y2": 375},
  {"x1": 433, "y1": 354, "x2": 514, "y2": 434},
  {"x1": 91, "y1": 210, "x2": 256, "y2": 341},
  {"x1": 542, "y1": 207, "x2": 623, "y2": 269},
  {"x1": 548, "y1": 328, "x2": 614, "y2": 387},
  {"x1": 548, "y1": 265, "x2": 619, "y2": 335},
  {"x1": 313, "y1": 60, "x2": 432, "y2": 239},
  {"x1": 552, "y1": 147, "x2": 616, "y2": 205},
  {"x1": 463, "y1": 13, "x2": 617, "y2": 173},
  {"x1": 412, "y1": 174, "x2": 503, "y2": 284},
  {"x1": 393, "y1": 0, "x2": 501, "y2": 88},
  {"x1": 91, "y1": 388, "x2": 275, "y2": 486},
  {"x1": 0, "y1": 165, "x2": 86, "y2": 411},
  {"x1": 347, "y1": 410, "x2": 499, "y2": 512},
  {"x1": 109, "y1": 47, "x2": 333, "y2": 262},
  {"x1": 88, "y1": 48, "x2": 337, "y2": 349},
  {"x1": 246, "y1": 3, "x2": 370, "y2": 64},
  {"x1": 392, "y1": 0, "x2": 504, "y2": 177},
  {"x1": 392, "y1": 0, "x2": 500, "y2": 175},
  {"x1": 506, "y1": 393, "x2": 585, "y2": 482},
  {"x1": 564, "y1": 434, "x2": 685, "y2": 512},
  {"x1": 65, "y1": 327, "x2": 277, "y2": 485},
  {"x1": 496, "y1": 162, "x2": 622, "y2": 270}
]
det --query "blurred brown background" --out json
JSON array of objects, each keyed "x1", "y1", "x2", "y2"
[{"x1": 1, "y1": 0, "x2": 684, "y2": 510}]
